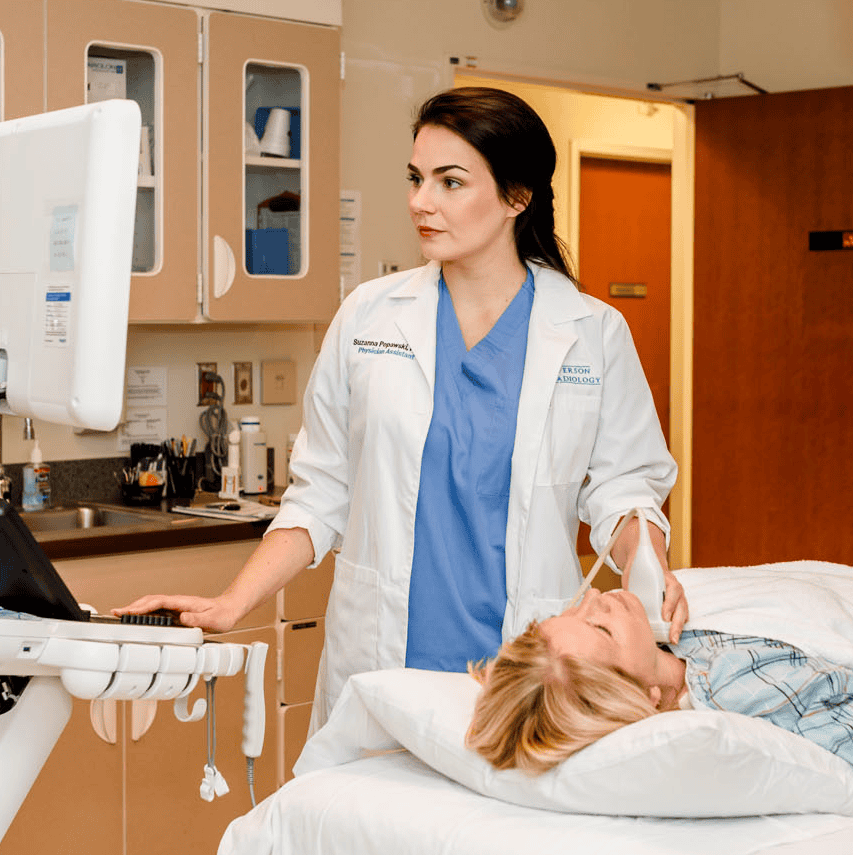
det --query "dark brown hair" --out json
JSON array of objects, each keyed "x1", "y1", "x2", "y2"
[{"x1": 413, "y1": 86, "x2": 576, "y2": 283}]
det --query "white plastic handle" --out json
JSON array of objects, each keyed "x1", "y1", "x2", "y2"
[
  {"x1": 131, "y1": 698, "x2": 158, "y2": 741},
  {"x1": 89, "y1": 699, "x2": 118, "y2": 744},
  {"x1": 627, "y1": 509, "x2": 671, "y2": 643},
  {"x1": 213, "y1": 235, "x2": 235, "y2": 298},
  {"x1": 173, "y1": 693, "x2": 207, "y2": 723}
]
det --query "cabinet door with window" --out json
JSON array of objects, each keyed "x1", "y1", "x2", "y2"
[
  {"x1": 43, "y1": 1, "x2": 340, "y2": 324},
  {"x1": 205, "y1": 12, "x2": 340, "y2": 322},
  {"x1": 45, "y1": 0, "x2": 201, "y2": 321}
]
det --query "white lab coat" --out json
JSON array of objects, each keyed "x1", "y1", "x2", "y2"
[{"x1": 268, "y1": 261, "x2": 676, "y2": 729}]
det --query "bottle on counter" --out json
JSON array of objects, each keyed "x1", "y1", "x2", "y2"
[
  {"x1": 22, "y1": 440, "x2": 51, "y2": 512},
  {"x1": 0, "y1": 465, "x2": 11, "y2": 503},
  {"x1": 219, "y1": 429, "x2": 241, "y2": 500},
  {"x1": 239, "y1": 416, "x2": 267, "y2": 495}
]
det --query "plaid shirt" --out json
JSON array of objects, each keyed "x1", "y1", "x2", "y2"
[{"x1": 671, "y1": 630, "x2": 853, "y2": 764}]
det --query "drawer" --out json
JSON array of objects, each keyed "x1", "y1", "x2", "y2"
[
  {"x1": 277, "y1": 617, "x2": 324, "y2": 705},
  {"x1": 278, "y1": 702, "x2": 312, "y2": 784},
  {"x1": 55, "y1": 539, "x2": 274, "y2": 630}
]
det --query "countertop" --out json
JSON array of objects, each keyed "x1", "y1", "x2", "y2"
[{"x1": 32, "y1": 492, "x2": 282, "y2": 561}]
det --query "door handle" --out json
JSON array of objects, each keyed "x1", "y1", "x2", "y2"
[{"x1": 213, "y1": 235, "x2": 236, "y2": 298}]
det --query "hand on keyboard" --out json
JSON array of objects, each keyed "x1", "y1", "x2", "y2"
[{"x1": 111, "y1": 595, "x2": 239, "y2": 633}]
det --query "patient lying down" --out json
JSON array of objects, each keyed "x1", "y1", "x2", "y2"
[{"x1": 467, "y1": 587, "x2": 853, "y2": 774}]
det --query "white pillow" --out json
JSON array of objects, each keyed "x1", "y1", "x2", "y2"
[{"x1": 296, "y1": 668, "x2": 853, "y2": 818}]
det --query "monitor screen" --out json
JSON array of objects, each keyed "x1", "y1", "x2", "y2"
[
  {"x1": 0, "y1": 100, "x2": 140, "y2": 431},
  {"x1": 0, "y1": 499, "x2": 87, "y2": 621}
]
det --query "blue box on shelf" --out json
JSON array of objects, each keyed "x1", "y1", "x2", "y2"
[
  {"x1": 254, "y1": 107, "x2": 301, "y2": 159},
  {"x1": 246, "y1": 228, "x2": 289, "y2": 275}
]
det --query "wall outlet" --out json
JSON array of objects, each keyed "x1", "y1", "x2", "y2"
[
  {"x1": 197, "y1": 362, "x2": 218, "y2": 406},
  {"x1": 233, "y1": 361, "x2": 253, "y2": 404},
  {"x1": 379, "y1": 261, "x2": 399, "y2": 276}
]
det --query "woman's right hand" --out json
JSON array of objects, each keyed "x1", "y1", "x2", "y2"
[{"x1": 111, "y1": 594, "x2": 240, "y2": 633}]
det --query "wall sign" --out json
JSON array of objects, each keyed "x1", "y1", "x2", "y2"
[{"x1": 609, "y1": 282, "x2": 647, "y2": 298}]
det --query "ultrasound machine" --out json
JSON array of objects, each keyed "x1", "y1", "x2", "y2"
[{"x1": 0, "y1": 100, "x2": 266, "y2": 841}]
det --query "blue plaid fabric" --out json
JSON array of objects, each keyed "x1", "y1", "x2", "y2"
[
  {"x1": 671, "y1": 630, "x2": 853, "y2": 764},
  {"x1": 0, "y1": 608, "x2": 40, "y2": 621}
]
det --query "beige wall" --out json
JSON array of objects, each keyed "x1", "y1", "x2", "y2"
[
  {"x1": 1, "y1": 325, "x2": 318, "y2": 484},
  {"x1": 339, "y1": 0, "x2": 720, "y2": 286},
  {"x1": 719, "y1": 0, "x2": 853, "y2": 93},
  {"x1": 3, "y1": 0, "x2": 851, "y2": 472}
]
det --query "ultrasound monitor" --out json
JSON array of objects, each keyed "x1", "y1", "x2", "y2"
[
  {"x1": 0, "y1": 100, "x2": 140, "y2": 431},
  {"x1": 0, "y1": 499, "x2": 87, "y2": 621}
]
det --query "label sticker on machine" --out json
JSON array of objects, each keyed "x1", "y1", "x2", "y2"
[
  {"x1": 43, "y1": 285, "x2": 71, "y2": 347},
  {"x1": 49, "y1": 205, "x2": 78, "y2": 272}
]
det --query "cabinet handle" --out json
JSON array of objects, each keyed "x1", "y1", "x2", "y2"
[{"x1": 213, "y1": 235, "x2": 236, "y2": 298}]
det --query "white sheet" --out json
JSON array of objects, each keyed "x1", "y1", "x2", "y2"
[{"x1": 219, "y1": 751, "x2": 853, "y2": 855}]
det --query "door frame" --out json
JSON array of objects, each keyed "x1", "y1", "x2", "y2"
[
  {"x1": 451, "y1": 68, "x2": 696, "y2": 569},
  {"x1": 568, "y1": 119, "x2": 694, "y2": 569}
]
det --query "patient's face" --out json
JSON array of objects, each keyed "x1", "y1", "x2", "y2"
[{"x1": 539, "y1": 589, "x2": 659, "y2": 688}]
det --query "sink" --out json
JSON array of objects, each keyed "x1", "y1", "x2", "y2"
[{"x1": 21, "y1": 503, "x2": 177, "y2": 533}]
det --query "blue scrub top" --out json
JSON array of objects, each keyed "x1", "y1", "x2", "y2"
[{"x1": 405, "y1": 268, "x2": 534, "y2": 670}]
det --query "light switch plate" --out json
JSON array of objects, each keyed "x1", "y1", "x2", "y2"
[{"x1": 261, "y1": 359, "x2": 296, "y2": 405}]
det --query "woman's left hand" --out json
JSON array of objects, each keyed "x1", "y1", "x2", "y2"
[
  {"x1": 614, "y1": 515, "x2": 688, "y2": 643},
  {"x1": 661, "y1": 569, "x2": 688, "y2": 644}
]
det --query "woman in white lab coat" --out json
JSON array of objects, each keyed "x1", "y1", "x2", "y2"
[{"x1": 117, "y1": 87, "x2": 685, "y2": 730}]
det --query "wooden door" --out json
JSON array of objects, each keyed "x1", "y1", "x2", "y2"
[
  {"x1": 579, "y1": 157, "x2": 671, "y2": 435},
  {"x1": 45, "y1": 0, "x2": 201, "y2": 321},
  {"x1": 693, "y1": 86, "x2": 853, "y2": 566},
  {"x1": 576, "y1": 156, "x2": 672, "y2": 581},
  {"x1": 205, "y1": 12, "x2": 339, "y2": 322}
]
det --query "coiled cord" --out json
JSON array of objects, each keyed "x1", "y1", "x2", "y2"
[{"x1": 199, "y1": 372, "x2": 230, "y2": 490}]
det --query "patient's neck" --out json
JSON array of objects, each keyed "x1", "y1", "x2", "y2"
[{"x1": 654, "y1": 648, "x2": 688, "y2": 712}]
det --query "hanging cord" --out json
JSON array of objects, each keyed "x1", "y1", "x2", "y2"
[
  {"x1": 199, "y1": 372, "x2": 230, "y2": 491},
  {"x1": 199, "y1": 677, "x2": 230, "y2": 802},
  {"x1": 206, "y1": 678, "x2": 217, "y2": 768}
]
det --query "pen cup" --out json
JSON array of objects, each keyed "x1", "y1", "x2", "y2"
[{"x1": 167, "y1": 458, "x2": 198, "y2": 502}]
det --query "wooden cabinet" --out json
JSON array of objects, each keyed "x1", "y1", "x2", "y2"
[
  {"x1": 36, "y1": 0, "x2": 340, "y2": 323},
  {"x1": 205, "y1": 11, "x2": 340, "y2": 322},
  {"x1": 45, "y1": 0, "x2": 202, "y2": 322},
  {"x1": 154, "y1": 0, "x2": 341, "y2": 27},
  {"x1": 1, "y1": 696, "x2": 125, "y2": 855},
  {"x1": 124, "y1": 624, "x2": 280, "y2": 855},
  {"x1": 1, "y1": 538, "x2": 333, "y2": 855},
  {"x1": 0, "y1": 6, "x2": 45, "y2": 120}
]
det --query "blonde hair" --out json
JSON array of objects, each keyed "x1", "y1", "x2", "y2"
[{"x1": 465, "y1": 621, "x2": 660, "y2": 774}]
